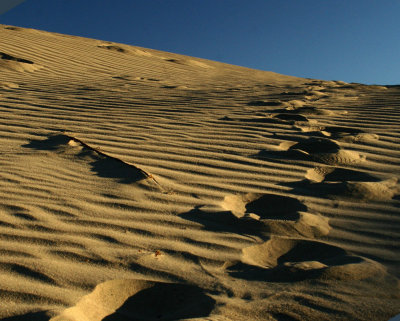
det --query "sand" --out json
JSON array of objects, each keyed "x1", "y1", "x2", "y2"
[{"x1": 0, "y1": 24, "x2": 399, "y2": 321}]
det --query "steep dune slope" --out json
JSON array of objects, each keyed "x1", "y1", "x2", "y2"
[{"x1": 0, "y1": 25, "x2": 399, "y2": 321}]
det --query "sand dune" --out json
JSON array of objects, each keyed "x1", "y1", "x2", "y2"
[{"x1": 0, "y1": 24, "x2": 399, "y2": 320}]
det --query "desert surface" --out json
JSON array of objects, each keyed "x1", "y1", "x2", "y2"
[{"x1": 0, "y1": 25, "x2": 399, "y2": 321}]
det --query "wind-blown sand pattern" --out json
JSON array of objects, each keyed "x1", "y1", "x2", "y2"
[{"x1": 0, "y1": 24, "x2": 399, "y2": 321}]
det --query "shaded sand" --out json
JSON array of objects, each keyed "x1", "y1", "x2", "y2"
[
  {"x1": 50, "y1": 279, "x2": 215, "y2": 321},
  {"x1": 0, "y1": 51, "x2": 43, "y2": 72},
  {"x1": 0, "y1": 24, "x2": 399, "y2": 321},
  {"x1": 231, "y1": 236, "x2": 387, "y2": 282}
]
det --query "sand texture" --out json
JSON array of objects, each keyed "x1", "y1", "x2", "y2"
[{"x1": 0, "y1": 24, "x2": 399, "y2": 321}]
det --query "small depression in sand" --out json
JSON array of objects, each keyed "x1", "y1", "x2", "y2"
[
  {"x1": 286, "y1": 99, "x2": 307, "y2": 107},
  {"x1": 242, "y1": 193, "x2": 307, "y2": 220},
  {"x1": 247, "y1": 100, "x2": 283, "y2": 107},
  {"x1": 4, "y1": 26, "x2": 22, "y2": 31},
  {"x1": 271, "y1": 106, "x2": 334, "y2": 116},
  {"x1": 220, "y1": 193, "x2": 330, "y2": 238},
  {"x1": 304, "y1": 90, "x2": 329, "y2": 100},
  {"x1": 0, "y1": 51, "x2": 42, "y2": 72},
  {"x1": 278, "y1": 90, "x2": 308, "y2": 98},
  {"x1": 285, "y1": 137, "x2": 365, "y2": 165},
  {"x1": 164, "y1": 58, "x2": 211, "y2": 69},
  {"x1": 299, "y1": 179, "x2": 400, "y2": 201},
  {"x1": 133, "y1": 48, "x2": 153, "y2": 57},
  {"x1": 272, "y1": 113, "x2": 309, "y2": 122},
  {"x1": 302, "y1": 167, "x2": 399, "y2": 201},
  {"x1": 321, "y1": 126, "x2": 379, "y2": 142},
  {"x1": 23, "y1": 134, "x2": 150, "y2": 184},
  {"x1": 306, "y1": 166, "x2": 383, "y2": 183},
  {"x1": 226, "y1": 237, "x2": 385, "y2": 282},
  {"x1": 50, "y1": 279, "x2": 216, "y2": 321},
  {"x1": 97, "y1": 44, "x2": 127, "y2": 53},
  {"x1": 295, "y1": 125, "x2": 378, "y2": 143}
]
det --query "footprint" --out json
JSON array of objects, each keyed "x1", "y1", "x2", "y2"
[
  {"x1": 181, "y1": 193, "x2": 330, "y2": 238},
  {"x1": 4, "y1": 26, "x2": 22, "y2": 31},
  {"x1": 134, "y1": 77, "x2": 160, "y2": 82},
  {"x1": 294, "y1": 124, "x2": 327, "y2": 133},
  {"x1": 287, "y1": 99, "x2": 307, "y2": 108},
  {"x1": 294, "y1": 124, "x2": 377, "y2": 144},
  {"x1": 284, "y1": 137, "x2": 365, "y2": 165},
  {"x1": 288, "y1": 137, "x2": 338, "y2": 153},
  {"x1": 272, "y1": 113, "x2": 309, "y2": 122},
  {"x1": 0, "y1": 52, "x2": 33, "y2": 64},
  {"x1": 305, "y1": 85, "x2": 327, "y2": 92},
  {"x1": 337, "y1": 179, "x2": 399, "y2": 201},
  {"x1": 165, "y1": 58, "x2": 182, "y2": 64},
  {"x1": 271, "y1": 106, "x2": 334, "y2": 116},
  {"x1": 112, "y1": 75, "x2": 131, "y2": 81},
  {"x1": 247, "y1": 100, "x2": 283, "y2": 107},
  {"x1": 222, "y1": 193, "x2": 330, "y2": 238},
  {"x1": 225, "y1": 112, "x2": 309, "y2": 124},
  {"x1": 285, "y1": 179, "x2": 399, "y2": 202},
  {"x1": 276, "y1": 89, "x2": 327, "y2": 102},
  {"x1": 306, "y1": 166, "x2": 383, "y2": 183},
  {"x1": 23, "y1": 134, "x2": 151, "y2": 184},
  {"x1": 97, "y1": 44, "x2": 127, "y2": 53},
  {"x1": 163, "y1": 58, "x2": 211, "y2": 68},
  {"x1": 304, "y1": 90, "x2": 329, "y2": 100},
  {"x1": 221, "y1": 115, "x2": 281, "y2": 124},
  {"x1": 132, "y1": 48, "x2": 153, "y2": 57},
  {"x1": 320, "y1": 126, "x2": 379, "y2": 143},
  {"x1": 0, "y1": 52, "x2": 42, "y2": 72},
  {"x1": 225, "y1": 237, "x2": 385, "y2": 282},
  {"x1": 228, "y1": 193, "x2": 308, "y2": 220},
  {"x1": 50, "y1": 279, "x2": 216, "y2": 321},
  {"x1": 301, "y1": 171, "x2": 398, "y2": 201},
  {"x1": 186, "y1": 59, "x2": 212, "y2": 68},
  {"x1": 282, "y1": 167, "x2": 399, "y2": 201},
  {"x1": 278, "y1": 90, "x2": 308, "y2": 97},
  {"x1": 161, "y1": 85, "x2": 189, "y2": 90}
]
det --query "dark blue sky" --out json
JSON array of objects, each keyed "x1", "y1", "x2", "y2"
[{"x1": 1, "y1": 0, "x2": 399, "y2": 85}]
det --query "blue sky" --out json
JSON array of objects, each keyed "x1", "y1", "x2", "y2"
[{"x1": 1, "y1": 0, "x2": 399, "y2": 85}]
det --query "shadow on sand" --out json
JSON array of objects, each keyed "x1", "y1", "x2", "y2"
[{"x1": 23, "y1": 134, "x2": 149, "y2": 184}]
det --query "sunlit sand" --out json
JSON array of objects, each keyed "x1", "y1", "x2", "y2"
[{"x1": 0, "y1": 24, "x2": 399, "y2": 320}]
